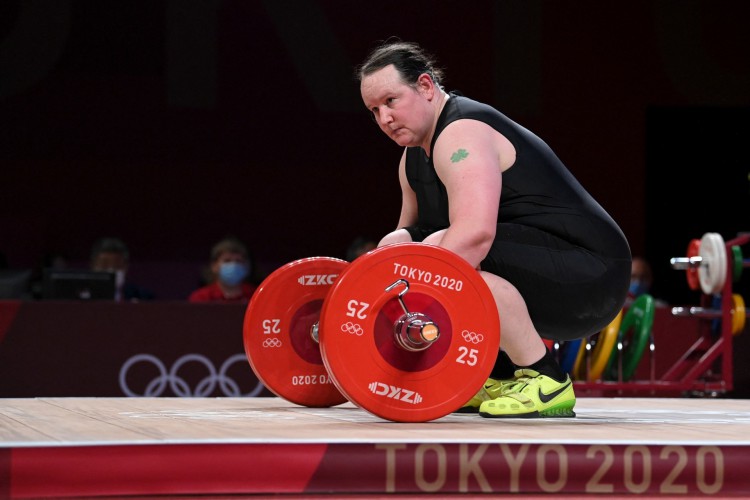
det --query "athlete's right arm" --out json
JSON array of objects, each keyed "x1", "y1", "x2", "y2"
[{"x1": 396, "y1": 149, "x2": 418, "y2": 229}]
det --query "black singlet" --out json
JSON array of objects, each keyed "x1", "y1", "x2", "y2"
[{"x1": 403, "y1": 93, "x2": 631, "y2": 340}]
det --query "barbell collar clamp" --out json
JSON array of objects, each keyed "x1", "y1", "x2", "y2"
[
  {"x1": 385, "y1": 279, "x2": 440, "y2": 351},
  {"x1": 385, "y1": 279, "x2": 412, "y2": 317},
  {"x1": 670, "y1": 256, "x2": 703, "y2": 270}
]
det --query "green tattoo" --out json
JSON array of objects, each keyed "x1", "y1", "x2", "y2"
[{"x1": 450, "y1": 148, "x2": 469, "y2": 163}]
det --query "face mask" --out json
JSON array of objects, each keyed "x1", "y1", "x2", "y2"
[
  {"x1": 219, "y1": 262, "x2": 249, "y2": 287},
  {"x1": 629, "y1": 280, "x2": 647, "y2": 297}
]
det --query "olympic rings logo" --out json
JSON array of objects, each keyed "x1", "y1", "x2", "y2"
[
  {"x1": 263, "y1": 338, "x2": 282, "y2": 348},
  {"x1": 341, "y1": 322, "x2": 364, "y2": 336},
  {"x1": 119, "y1": 353, "x2": 265, "y2": 398},
  {"x1": 462, "y1": 330, "x2": 484, "y2": 344}
]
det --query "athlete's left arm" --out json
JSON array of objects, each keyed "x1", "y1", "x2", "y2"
[{"x1": 430, "y1": 119, "x2": 503, "y2": 268}]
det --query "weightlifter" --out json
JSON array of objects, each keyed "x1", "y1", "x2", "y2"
[{"x1": 357, "y1": 39, "x2": 631, "y2": 418}]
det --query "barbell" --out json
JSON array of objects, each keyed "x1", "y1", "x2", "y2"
[
  {"x1": 671, "y1": 232, "x2": 750, "y2": 295},
  {"x1": 671, "y1": 293, "x2": 746, "y2": 336},
  {"x1": 242, "y1": 243, "x2": 500, "y2": 422}
]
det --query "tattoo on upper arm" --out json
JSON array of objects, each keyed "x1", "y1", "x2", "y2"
[{"x1": 450, "y1": 148, "x2": 469, "y2": 163}]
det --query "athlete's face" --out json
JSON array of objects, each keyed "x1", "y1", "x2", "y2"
[{"x1": 360, "y1": 65, "x2": 434, "y2": 148}]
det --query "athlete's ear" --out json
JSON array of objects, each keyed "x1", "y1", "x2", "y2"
[{"x1": 416, "y1": 73, "x2": 435, "y2": 98}]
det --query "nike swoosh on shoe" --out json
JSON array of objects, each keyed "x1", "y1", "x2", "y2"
[{"x1": 538, "y1": 381, "x2": 572, "y2": 403}]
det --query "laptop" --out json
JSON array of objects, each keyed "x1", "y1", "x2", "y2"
[{"x1": 42, "y1": 269, "x2": 116, "y2": 300}]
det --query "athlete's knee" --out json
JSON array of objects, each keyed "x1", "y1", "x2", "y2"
[
  {"x1": 479, "y1": 270, "x2": 515, "y2": 296},
  {"x1": 423, "y1": 229, "x2": 448, "y2": 246},
  {"x1": 378, "y1": 229, "x2": 413, "y2": 247}
]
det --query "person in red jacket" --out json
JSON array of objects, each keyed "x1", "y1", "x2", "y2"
[{"x1": 188, "y1": 237, "x2": 256, "y2": 303}]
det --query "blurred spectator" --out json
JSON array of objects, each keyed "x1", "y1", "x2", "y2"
[
  {"x1": 628, "y1": 256, "x2": 667, "y2": 306},
  {"x1": 345, "y1": 236, "x2": 376, "y2": 262},
  {"x1": 188, "y1": 237, "x2": 257, "y2": 303},
  {"x1": 45, "y1": 252, "x2": 68, "y2": 270},
  {"x1": 629, "y1": 256, "x2": 653, "y2": 299},
  {"x1": 90, "y1": 237, "x2": 154, "y2": 302}
]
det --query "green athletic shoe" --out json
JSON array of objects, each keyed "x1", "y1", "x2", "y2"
[
  {"x1": 454, "y1": 377, "x2": 515, "y2": 413},
  {"x1": 478, "y1": 368, "x2": 576, "y2": 418}
]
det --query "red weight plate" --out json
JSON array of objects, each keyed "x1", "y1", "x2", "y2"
[
  {"x1": 686, "y1": 238, "x2": 701, "y2": 291},
  {"x1": 243, "y1": 257, "x2": 349, "y2": 407},
  {"x1": 319, "y1": 243, "x2": 500, "y2": 422}
]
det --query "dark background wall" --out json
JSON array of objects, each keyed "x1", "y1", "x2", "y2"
[{"x1": 1, "y1": 0, "x2": 749, "y2": 301}]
